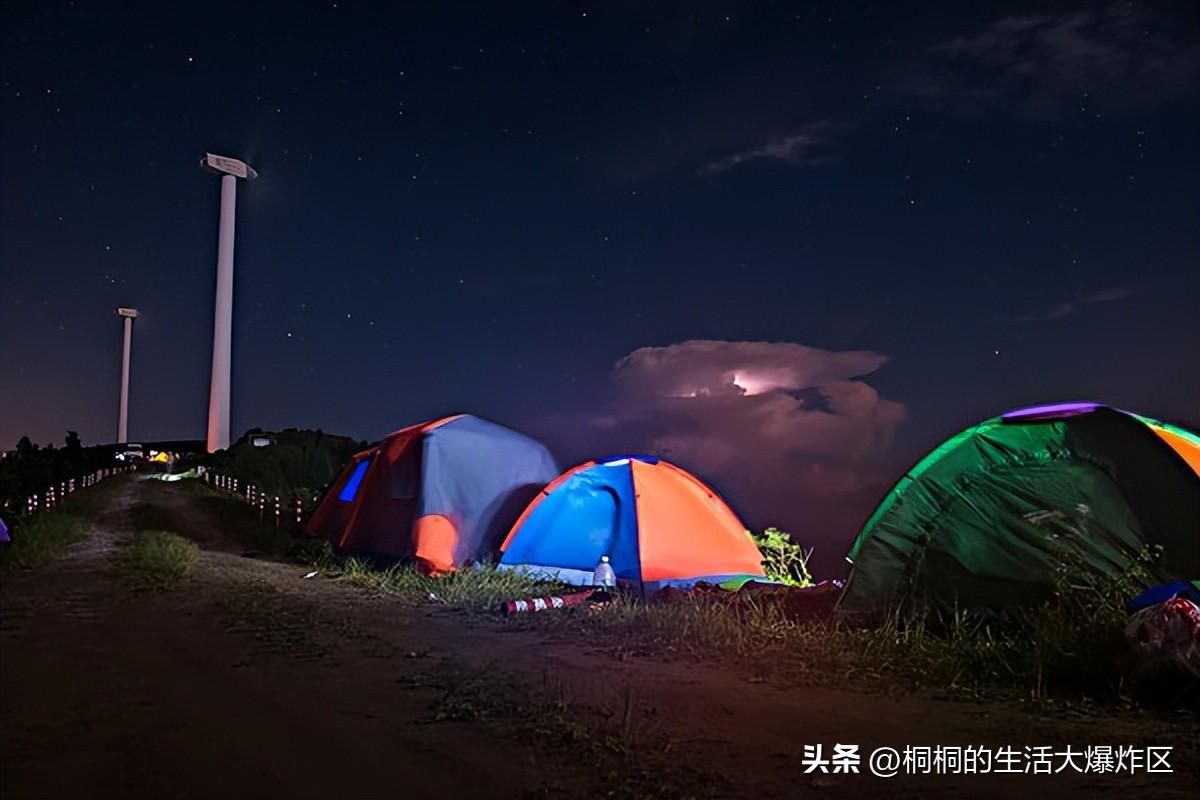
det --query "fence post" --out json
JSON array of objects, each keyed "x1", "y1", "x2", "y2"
[
  {"x1": 295, "y1": 495, "x2": 302, "y2": 526},
  {"x1": 259, "y1": 494, "x2": 265, "y2": 519},
  {"x1": 274, "y1": 496, "x2": 281, "y2": 527}
]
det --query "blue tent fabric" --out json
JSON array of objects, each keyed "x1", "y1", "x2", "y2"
[
  {"x1": 1127, "y1": 580, "x2": 1200, "y2": 613},
  {"x1": 0, "y1": 516, "x2": 8, "y2": 543},
  {"x1": 500, "y1": 460, "x2": 642, "y2": 586},
  {"x1": 419, "y1": 415, "x2": 561, "y2": 566}
]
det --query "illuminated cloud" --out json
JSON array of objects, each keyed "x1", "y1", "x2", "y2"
[
  {"x1": 614, "y1": 340, "x2": 889, "y2": 400},
  {"x1": 606, "y1": 339, "x2": 907, "y2": 530}
]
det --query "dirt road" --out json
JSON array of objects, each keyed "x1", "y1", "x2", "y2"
[{"x1": 1, "y1": 478, "x2": 1195, "y2": 798}]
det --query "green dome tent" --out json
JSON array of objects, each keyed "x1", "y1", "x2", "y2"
[{"x1": 840, "y1": 402, "x2": 1200, "y2": 613}]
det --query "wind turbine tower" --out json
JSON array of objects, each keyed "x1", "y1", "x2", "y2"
[
  {"x1": 115, "y1": 306, "x2": 139, "y2": 444},
  {"x1": 199, "y1": 152, "x2": 257, "y2": 453}
]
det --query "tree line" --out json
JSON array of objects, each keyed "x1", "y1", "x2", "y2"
[{"x1": 0, "y1": 432, "x2": 118, "y2": 513}]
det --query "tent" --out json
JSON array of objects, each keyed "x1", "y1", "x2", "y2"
[
  {"x1": 305, "y1": 414, "x2": 559, "y2": 574},
  {"x1": 498, "y1": 455, "x2": 766, "y2": 591},
  {"x1": 0, "y1": 516, "x2": 8, "y2": 544},
  {"x1": 840, "y1": 402, "x2": 1200, "y2": 613}
]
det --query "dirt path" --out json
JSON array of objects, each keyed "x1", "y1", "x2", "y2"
[{"x1": 2, "y1": 478, "x2": 1196, "y2": 799}]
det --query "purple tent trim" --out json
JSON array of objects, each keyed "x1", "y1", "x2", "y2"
[{"x1": 1001, "y1": 401, "x2": 1105, "y2": 423}]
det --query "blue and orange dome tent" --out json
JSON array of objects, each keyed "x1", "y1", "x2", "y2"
[{"x1": 498, "y1": 455, "x2": 766, "y2": 592}]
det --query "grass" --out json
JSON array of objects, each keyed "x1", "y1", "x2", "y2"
[
  {"x1": 307, "y1": 548, "x2": 1193, "y2": 709},
  {"x1": 0, "y1": 511, "x2": 89, "y2": 570},
  {"x1": 333, "y1": 558, "x2": 568, "y2": 610},
  {"x1": 117, "y1": 530, "x2": 199, "y2": 590},
  {"x1": 183, "y1": 477, "x2": 1191, "y2": 709},
  {"x1": 0, "y1": 477, "x2": 128, "y2": 570}
]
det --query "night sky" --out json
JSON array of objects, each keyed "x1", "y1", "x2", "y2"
[{"x1": 3, "y1": 1, "x2": 1197, "y2": 572}]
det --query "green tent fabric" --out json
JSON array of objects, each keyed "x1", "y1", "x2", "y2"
[{"x1": 840, "y1": 404, "x2": 1200, "y2": 613}]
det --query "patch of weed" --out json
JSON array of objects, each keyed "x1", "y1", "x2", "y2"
[{"x1": 117, "y1": 530, "x2": 199, "y2": 590}]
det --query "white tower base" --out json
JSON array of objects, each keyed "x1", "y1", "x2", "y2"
[
  {"x1": 206, "y1": 174, "x2": 237, "y2": 453},
  {"x1": 118, "y1": 313, "x2": 133, "y2": 443}
]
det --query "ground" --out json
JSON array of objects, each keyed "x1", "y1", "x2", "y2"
[{"x1": 1, "y1": 477, "x2": 1195, "y2": 799}]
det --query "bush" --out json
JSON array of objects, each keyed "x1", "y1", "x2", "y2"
[
  {"x1": 750, "y1": 527, "x2": 813, "y2": 586},
  {"x1": 0, "y1": 512, "x2": 88, "y2": 570},
  {"x1": 118, "y1": 530, "x2": 199, "y2": 590}
]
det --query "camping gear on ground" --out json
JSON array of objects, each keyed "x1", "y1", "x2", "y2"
[
  {"x1": 502, "y1": 589, "x2": 600, "y2": 615},
  {"x1": 1127, "y1": 580, "x2": 1200, "y2": 613},
  {"x1": 305, "y1": 414, "x2": 559, "y2": 575},
  {"x1": 498, "y1": 455, "x2": 766, "y2": 592},
  {"x1": 0, "y1": 516, "x2": 8, "y2": 543},
  {"x1": 594, "y1": 555, "x2": 616, "y2": 588},
  {"x1": 1125, "y1": 596, "x2": 1200, "y2": 678},
  {"x1": 841, "y1": 402, "x2": 1200, "y2": 613}
]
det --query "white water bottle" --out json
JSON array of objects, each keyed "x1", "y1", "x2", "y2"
[{"x1": 593, "y1": 555, "x2": 616, "y2": 589}]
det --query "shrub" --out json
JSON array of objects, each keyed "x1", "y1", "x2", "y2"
[
  {"x1": 0, "y1": 512, "x2": 88, "y2": 570},
  {"x1": 118, "y1": 530, "x2": 199, "y2": 590},
  {"x1": 750, "y1": 527, "x2": 813, "y2": 586}
]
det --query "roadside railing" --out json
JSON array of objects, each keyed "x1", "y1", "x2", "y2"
[
  {"x1": 202, "y1": 472, "x2": 314, "y2": 530},
  {"x1": 17, "y1": 465, "x2": 136, "y2": 515}
]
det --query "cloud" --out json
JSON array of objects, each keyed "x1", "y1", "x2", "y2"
[
  {"x1": 612, "y1": 340, "x2": 906, "y2": 471},
  {"x1": 699, "y1": 124, "x2": 835, "y2": 175},
  {"x1": 1018, "y1": 286, "x2": 1131, "y2": 322},
  {"x1": 910, "y1": 5, "x2": 1200, "y2": 118},
  {"x1": 614, "y1": 340, "x2": 888, "y2": 399},
  {"x1": 531, "y1": 341, "x2": 906, "y2": 568}
]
